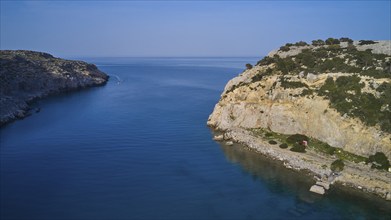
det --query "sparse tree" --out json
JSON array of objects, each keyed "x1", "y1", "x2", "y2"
[
  {"x1": 312, "y1": 39, "x2": 325, "y2": 46},
  {"x1": 325, "y1": 38, "x2": 340, "y2": 45}
]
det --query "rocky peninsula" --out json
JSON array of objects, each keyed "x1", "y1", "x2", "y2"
[
  {"x1": 0, "y1": 50, "x2": 109, "y2": 126},
  {"x1": 208, "y1": 38, "x2": 391, "y2": 200}
]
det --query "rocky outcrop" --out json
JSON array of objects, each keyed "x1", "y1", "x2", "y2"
[
  {"x1": 208, "y1": 69, "x2": 391, "y2": 159},
  {"x1": 0, "y1": 50, "x2": 109, "y2": 125},
  {"x1": 208, "y1": 40, "x2": 391, "y2": 159},
  {"x1": 208, "y1": 39, "x2": 391, "y2": 199}
]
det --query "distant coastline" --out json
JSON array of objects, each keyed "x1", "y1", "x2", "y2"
[{"x1": 0, "y1": 50, "x2": 109, "y2": 126}]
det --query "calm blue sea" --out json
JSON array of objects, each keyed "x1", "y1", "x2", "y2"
[{"x1": 1, "y1": 57, "x2": 390, "y2": 220}]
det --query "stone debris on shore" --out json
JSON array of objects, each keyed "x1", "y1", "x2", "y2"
[
  {"x1": 210, "y1": 128, "x2": 391, "y2": 200},
  {"x1": 309, "y1": 173, "x2": 336, "y2": 195},
  {"x1": 213, "y1": 135, "x2": 224, "y2": 141},
  {"x1": 310, "y1": 185, "x2": 326, "y2": 195}
]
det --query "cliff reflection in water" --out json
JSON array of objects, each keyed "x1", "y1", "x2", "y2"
[{"x1": 219, "y1": 142, "x2": 391, "y2": 218}]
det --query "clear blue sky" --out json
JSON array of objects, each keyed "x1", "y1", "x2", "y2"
[{"x1": 1, "y1": 1, "x2": 390, "y2": 57}]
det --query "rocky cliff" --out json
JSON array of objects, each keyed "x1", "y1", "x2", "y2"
[
  {"x1": 0, "y1": 50, "x2": 109, "y2": 125},
  {"x1": 208, "y1": 39, "x2": 391, "y2": 199}
]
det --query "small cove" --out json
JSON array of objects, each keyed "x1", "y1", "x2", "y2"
[{"x1": 1, "y1": 57, "x2": 390, "y2": 220}]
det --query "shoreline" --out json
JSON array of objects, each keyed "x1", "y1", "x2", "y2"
[
  {"x1": 0, "y1": 81, "x2": 109, "y2": 127},
  {"x1": 0, "y1": 50, "x2": 110, "y2": 127},
  {"x1": 210, "y1": 126, "x2": 391, "y2": 201}
]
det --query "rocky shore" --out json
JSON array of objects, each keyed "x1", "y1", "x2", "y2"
[
  {"x1": 0, "y1": 50, "x2": 109, "y2": 126},
  {"x1": 209, "y1": 127, "x2": 391, "y2": 200},
  {"x1": 208, "y1": 39, "x2": 391, "y2": 200}
]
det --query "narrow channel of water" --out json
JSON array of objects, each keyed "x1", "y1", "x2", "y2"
[{"x1": 1, "y1": 57, "x2": 390, "y2": 219}]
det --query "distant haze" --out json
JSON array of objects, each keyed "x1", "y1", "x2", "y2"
[{"x1": 1, "y1": 1, "x2": 390, "y2": 58}]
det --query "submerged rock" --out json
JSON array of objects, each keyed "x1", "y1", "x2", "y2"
[{"x1": 226, "y1": 141, "x2": 234, "y2": 146}]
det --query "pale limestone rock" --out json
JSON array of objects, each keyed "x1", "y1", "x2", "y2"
[
  {"x1": 310, "y1": 185, "x2": 326, "y2": 195},
  {"x1": 208, "y1": 70, "x2": 391, "y2": 159},
  {"x1": 226, "y1": 141, "x2": 234, "y2": 146},
  {"x1": 316, "y1": 181, "x2": 330, "y2": 190},
  {"x1": 306, "y1": 73, "x2": 318, "y2": 83},
  {"x1": 213, "y1": 135, "x2": 224, "y2": 141}
]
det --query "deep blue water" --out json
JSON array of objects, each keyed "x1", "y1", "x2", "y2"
[{"x1": 1, "y1": 57, "x2": 390, "y2": 220}]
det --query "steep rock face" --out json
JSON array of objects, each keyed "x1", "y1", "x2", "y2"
[
  {"x1": 0, "y1": 50, "x2": 109, "y2": 125},
  {"x1": 208, "y1": 40, "x2": 391, "y2": 159}
]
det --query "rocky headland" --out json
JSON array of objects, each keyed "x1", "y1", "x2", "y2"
[
  {"x1": 208, "y1": 38, "x2": 391, "y2": 200},
  {"x1": 0, "y1": 50, "x2": 109, "y2": 126}
]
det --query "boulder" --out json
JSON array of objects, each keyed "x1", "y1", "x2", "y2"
[
  {"x1": 213, "y1": 135, "x2": 224, "y2": 141},
  {"x1": 316, "y1": 181, "x2": 330, "y2": 190},
  {"x1": 310, "y1": 185, "x2": 325, "y2": 195},
  {"x1": 226, "y1": 141, "x2": 234, "y2": 146}
]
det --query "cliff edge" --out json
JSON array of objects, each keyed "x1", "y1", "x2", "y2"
[
  {"x1": 208, "y1": 38, "x2": 391, "y2": 200},
  {"x1": 0, "y1": 50, "x2": 109, "y2": 126}
]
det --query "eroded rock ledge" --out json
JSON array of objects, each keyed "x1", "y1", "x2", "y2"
[{"x1": 0, "y1": 50, "x2": 109, "y2": 126}]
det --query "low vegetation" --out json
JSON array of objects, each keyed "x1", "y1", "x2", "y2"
[
  {"x1": 318, "y1": 76, "x2": 390, "y2": 132},
  {"x1": 255, "y1": 38, "x2": 389, "y2": 79},
  {"x1": 250, "y1": 128, "x2": 383, "y2": 166},
  {"x1": 331, "y1": 159, "x2": 345, "y2": 172},
  {"x1": 290, "y1": 143, "x2": 306, "y2": 153},
  {"x1": 246, "y1": 38, "x2": 391, "y2": 133},
  {"x1": 368, "y1": 152, "x2": 390, "y2": 170},
  {"x1": 279, "y1": 143, "x2": 288, "y2": 149}
]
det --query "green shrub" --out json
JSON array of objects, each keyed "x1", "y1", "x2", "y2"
[
  {"x1": 358, "y1": 40, "x2": 377, "y2": 45},
  {"x1": 265, "y1": 132, "x2": 273, "y2": 137},
  {"x1": 280, "y1": 78, "x2": 308, "y2": 89},
  {"x1": 296, "y1": 50, "x2": 316, "y2": 68},
  {"x1": 340, "y1": 37, "x2": 353, "y2": 44},
  {"x1": 355, "y1": 50, "x2": 374, "y2": 67},
  {"x1": 279, "y1": 143, "x2": 288, "y2": 149},
  {"x1": 280, "y1": 46, "x2": 290, "y2": 52},
  {"x1": 331, "y1": 159, "x2": 345, "y2": 172},
  {"x1": 246, "y1": 63, "x2": 253, "y2": 70},
  {"x1": 275, "y1": 58, "x2": 297, "y2": 74},
  {"x1": 290, "y1": 143, "x2": 306, "y2": 153},
  {"x1": 335, "y1": 150, "x2": 367, "y2": 163},
  {"x1": 269, "y1": 140, "x2": 277, "y2": 145},
  {"x1": 286, "y1": 134, "x2": 309, "y2": 144},
  {"x1": 256, "y1": 56, "x2": 275, "y2": 66},
  {"x1": 312, "y1": 39, "x2": 325, "y2": 46},
  {"x1": 316, "y1": 75, "x2": 390, "y2": 131},
  {"x1": 294, "y1": 41, "x2": 308, "y2": 46},
  {"x1": 325, "y1": 38, "x2": 340, "y2": 45},
  {"x1": 368, "y1": 152, "x2": 390, "y2": 170},
  {"x1": 251, "y1": 74, "x2": 263, "y2": 82},
  {"x1": 300, "y1": 89, "x2": 313, "y2": 97},
  {"x1": 316, "y1": 142, "x2": 336, "y2": 155}
]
